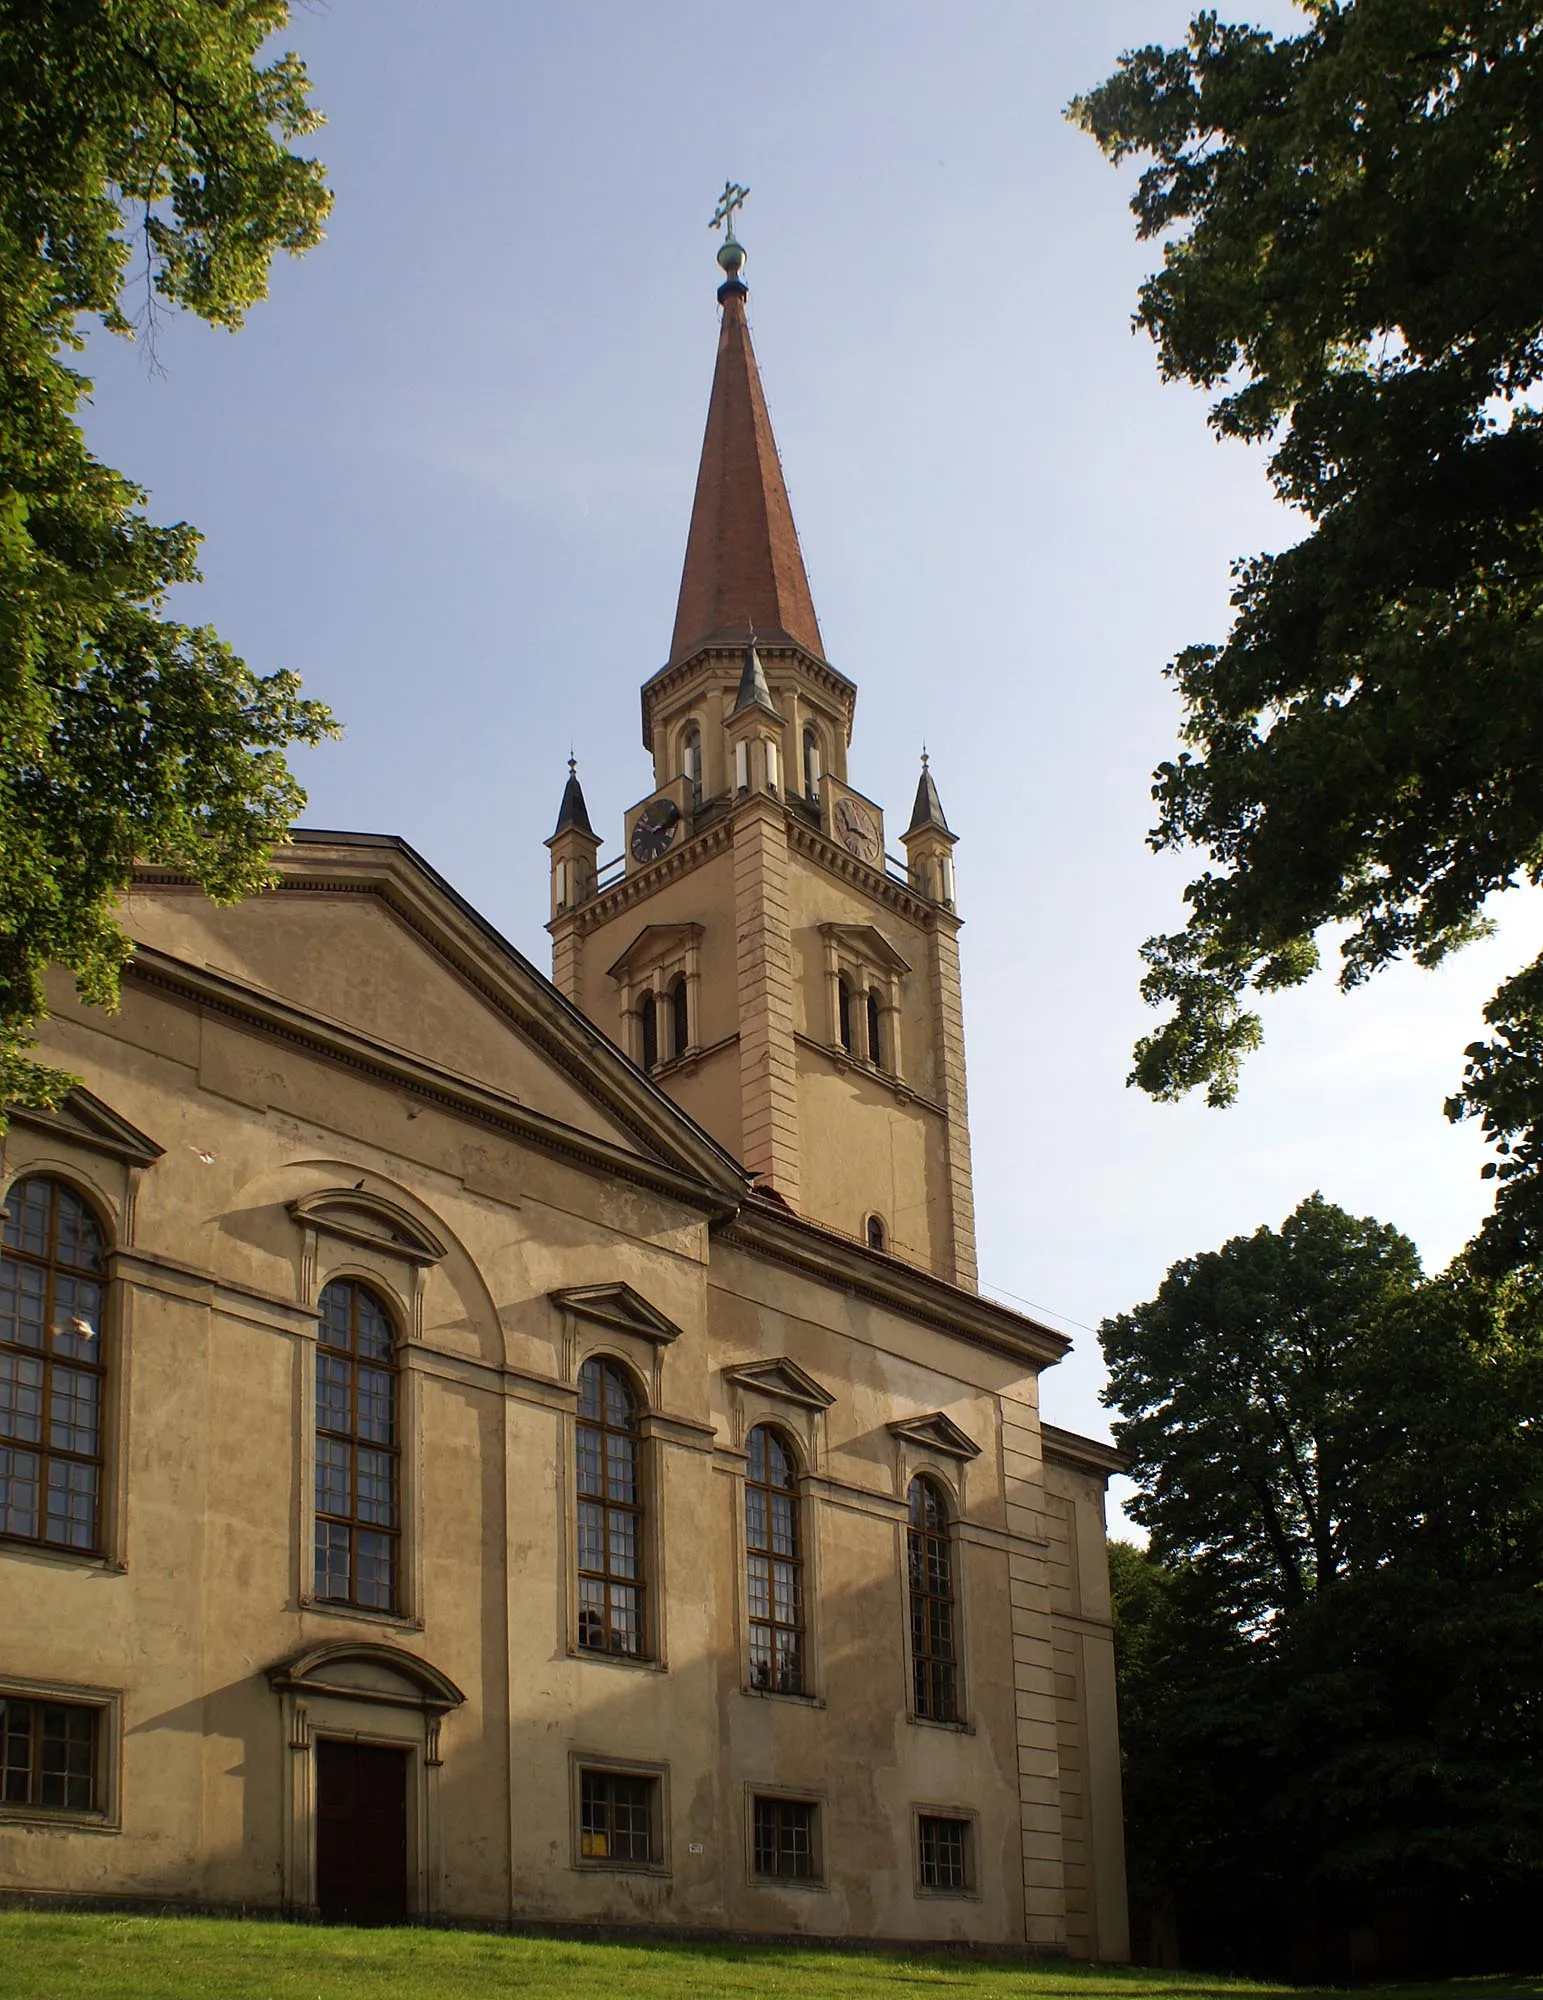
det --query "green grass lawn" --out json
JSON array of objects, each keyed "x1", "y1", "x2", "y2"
[{"x1": 0, "y1": 1915, "x2": 1537, "y2": 2000}]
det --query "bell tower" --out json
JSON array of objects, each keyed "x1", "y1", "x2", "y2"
[{"x1": 546, "y1": 196, "x2": 977, "y2": 1290}]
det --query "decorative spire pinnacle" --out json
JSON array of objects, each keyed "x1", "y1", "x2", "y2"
[
  {"x1": 732, "y1": 626, "x2": 778, "y2": 716},
  {"x1": 906, "y1": 748, "x2": 952, "y2": 837},
  {"x1": 552, "y1": 754, "x2": 596, "y2": 839},
  {"x1": 711, "y1": 179, "x2": 750, "y2": 293},
  {"x1": 670, "y1": 192, "x2": 824, "y2": 669}
]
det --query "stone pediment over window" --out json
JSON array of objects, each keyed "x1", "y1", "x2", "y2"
[
  {"x1": 724, "y1": 1357, "x2": 836, "y2": 1410},
  {"x1": 605, "y1": 923, "x2": 705, "y2": 983},
  {"x1": 817, "y1": 923, "x2": 911, "y2": 976},
  {"x1": 5, "y1": 1086, "x2": 163, "y2": 1167},
  {"x1": 286, "y1": 1189, "x2": 447, "y2": 1266},
  {"x1": 550, "y1": 1282, "x2": 681, "y2": 1345},
  {"x1": 886, "y1": 1411, "x2": 981, "y2": 1461},
  {"x1": 265, "y1": 1640, "x2": 465, "y2": 1714}
]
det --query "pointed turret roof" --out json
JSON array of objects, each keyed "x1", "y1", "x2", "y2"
[
  {"x1": 906, "y1": 750, "x2": 952, "y2": 837},
  {"x1": 669, "y1": 268, "x2": 824, "y2": 668},
  {"x1": 731, "y1": 632, "x2": 778, "y2": 717},
  {"x1": 551, "y1": 757, "x2": 595, "y2": 839}
]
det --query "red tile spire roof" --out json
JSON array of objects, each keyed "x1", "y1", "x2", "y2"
[{"x1": 668, "y1": 273, "x2": 824, "y2": 668}]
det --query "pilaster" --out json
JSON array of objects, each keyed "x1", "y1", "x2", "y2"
[
  {"x1": 927, "y1": 914, "x2": 978, "y2": 1289},
  {"x1": 731, "y1": 798, "x2": 800, "y2": 1205},
  {"x1": 1001, "y1": 1387, "x2": 1068, "y2": 1950},
  {"x1": 549, "y1": 914, "x2": 583, "y2": 1005}
]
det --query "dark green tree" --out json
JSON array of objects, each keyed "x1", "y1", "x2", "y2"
[
  {"x1": 1102, "y1": 1201, "x2": 1543, "y2": 1965},
  {"x1": 1070, "y1": 1, "x2": 1543, "y2": 1268},
  {"x1": 0, "y1": 1, "x2": 336, "y2": 1112}
]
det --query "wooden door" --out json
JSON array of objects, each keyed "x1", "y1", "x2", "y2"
[{"x1": 315, "y1": 1739, "x2": 410, "y2": 1926}]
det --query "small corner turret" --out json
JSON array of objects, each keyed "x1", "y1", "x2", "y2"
[
  {"x1": 902, "y1": 749, "x2": 958, "y2": 909},
  {"x1": 546, "y1": 756, "x2": 601, "y2": 922}
]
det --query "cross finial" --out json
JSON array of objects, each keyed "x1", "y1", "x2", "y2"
[
  {"x1": 711, "y1": 180, "x2": 750, "y2": 243},
  {"x1": 921, "y1": 744, "x2": 930, "y2": 769},
  {"x1": 568, "y1": 749, "x2": 577, "y2": 776}
]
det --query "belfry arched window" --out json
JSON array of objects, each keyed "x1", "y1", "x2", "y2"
[
  {"x1": 315, "y1": 1279, "x2": 399, "y2": 1612},
  {"x1": 682, "y1": 725, "x2": 703, "y2": 812},
  {"x1": 576, "y1": 1356, "x2": 644, "y2": 1656},
  {"x1": 669, "y1": 975, "x2": 689, "y2": 1060},
  {"x1": 866, "y1": 989, "x2": 884, "y2": 1069},
  {"x1": 802, "y1": 725, "x2": 821, "y2": 800},
  {"x1": 639, "y1": 992, "x2": 659, "y2": 1072},
  {"x1": 866, "y1": 1214, "x2": 887, "y2": 1253},
  {"x1": 745, "y1": 1425, "x2": 805, "y2": 1694},
  {"x1": 0, "y1": 1176, "x2": 107, "y2": 1552},
  {"x1": 908, "y1": 1475, "x2": 959, "y2": 1722},
  {"x1": 837, "y1": 977, "x2": 853, "y2": 1055}
]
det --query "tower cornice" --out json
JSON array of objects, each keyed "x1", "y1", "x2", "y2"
[{"x1": 640, "y1": 640, "x2": 856, "y2": 754}]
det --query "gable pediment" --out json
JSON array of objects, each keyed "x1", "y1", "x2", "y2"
[
  {"x1": 287, "y1": 1188, "x2": 447, "y2": 1266},
  {"x1": 550, "y1": 1282, "x2": 681, "y2": 1345},
  {"x1": 818, "y1": 923, "x2": 911, "y2": 975},
  {"x1": 5, "y1": 1086, "x2": 163, "y2": 1167},
  {"x1": 887, "y1": 1411, "x2": 981, "y2": 1461},
  {"x1": 723, "y1": 1357, "x2": 836, "y2": 1410},
  {"x1": 605, "y1": 923, "x2": 704, "y2": 983}
]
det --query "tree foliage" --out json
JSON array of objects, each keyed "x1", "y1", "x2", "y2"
[
  {"x1": 1070, "y1": 1, "x2": 1543, "y2": 1266},
  {"x1": 1103, "y1": 1200, "x2": 1543, "y2": 1968},
  {"x1": 0, "y1": 1, "x2": 336, "y2": 1110}
]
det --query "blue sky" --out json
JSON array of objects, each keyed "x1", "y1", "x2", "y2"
[{"x1": 76, "y1": 2, "x2": 1543, "y2": 1521}]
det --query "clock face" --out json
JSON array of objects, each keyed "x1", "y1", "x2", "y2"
[
  {"x1": 834, "y1": 796, "x2": 881, "y2": 863},
  {"x1": 629, "y1": 797, "x2": 681, "y2": 865}
]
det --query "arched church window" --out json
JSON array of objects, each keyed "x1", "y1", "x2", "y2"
[
  {"x1": 669, "y1": 976, "x2": 689, "y2": 1061},
  {"x1": 0, "y1": 1175, "x2": 107, "y2": 1552},
  {"x1": 837, "y1": 977, "x2": 853, "y2": 1054},
  {"x1": 745, "y1": 1425, "x2": 805, "y2": 1694},
  {"x1": 908, "y1": 1474, "x2": 959, "y2": 1722},
  {"x1": 865, "y1": 1214, "x2": 887, "y2": 1253},
  {"x1": 682, "y1": 725, "x2": 703, "y2": 812},
  {"x1": 802, "y1": 725, "x2": 821, "y2": 799},
  {"x1": 315, "y1": 1279, "x2": 399, "y2": 1611},
  {"x1": 639, "y1": 992, "x2": 659, "y2": 1072},
  {"x1": 576, "y1": 1356, "x2": 645, "y2": 1656},
  {"x1": 866, "y1": 990, "x2": 884, "y2": 1070}
]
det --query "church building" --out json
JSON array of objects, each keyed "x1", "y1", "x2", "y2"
[{"x1": 0, "y1": 211, "x2": 1128, "y2": 1956}]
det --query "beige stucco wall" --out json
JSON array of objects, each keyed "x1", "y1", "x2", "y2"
[{"x1": 0, "y1": 870, "x2": 1121, "y2": 1951}]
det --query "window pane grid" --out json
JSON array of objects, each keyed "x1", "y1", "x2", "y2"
[
  {"x1": 0, "y1": 1697, "x2": 97, "y2": 1813},
  {"x1": 579, "y1": 1769, "x2": 655, "y2": 1863},
  {"x1": 918, "y1": 1814, "x2": 970, "y2": 1891},
  {"x1": 908, "y1": 1478, "x2": 960, "y2": 1723},
  {"x1": 314, "y1": 1280, "x2": 399, "y2": 1611},
  {"x1": 575, "y1": 1359, "x2": 645, "y2": 1657},
  {"x1": 746, "y1": 1427, "x2": 805, "y2": 1694},
  {"x1": 0, "y1": 1179, "x2": 106, "y2": 1552},
  {"x1": 753, "y1": 1796, "x2": 815, "y2": 1880}
]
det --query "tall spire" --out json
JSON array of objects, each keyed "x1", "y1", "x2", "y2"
[
  {"x1": 906, "y1": 747, "x2": 951, "y2": 835},
  {"x1": 669, "y1": 198, "x2": 824, "y2": 668}
]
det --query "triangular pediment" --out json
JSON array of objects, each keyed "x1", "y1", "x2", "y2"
[
  {"x1": 724, "y1": 1357, "x2": 836, "y2": 1410},
  {"x1": 5, "y1": 1086, "x2": 163, "y2": 1167},
  {"x1": 887, "y1": 1411, "x2": 981, "y2": 1461},
  {"x1": 550, "y1": 1282, "x2": 681, "y2": 1345},
  {"x1": 288, "y1": 1189, "x2": 447, "y2": 1266},
  {"x1": 818, "y1": 923, "x2": 911, "y2": 975},
  {"x1": 122, "y1": 834, "x2": 747, "y2": 1206},
  {"x1": 606, "y1": 923, "x2": 704, "y2": 983}
]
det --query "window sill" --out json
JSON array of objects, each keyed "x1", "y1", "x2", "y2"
[
  {"x1": 907, "y1": 1714, "x2": 974, "y2": 1735},
  {"x1": 569, "y1": 1646, "x2": 665, "y2": 1673},
  {"x1": 572, "y1": 1858, "x2": 671, "y2": 1877},
  {"x1": 751, "y1": 1873, "x2": 828, "y2": 1893},
  {"x1": 299, "y1": 1596, "x2": 423, "y2": 1634},
  {"x1": 915, "y1": 1885, "x2": 982, "y2": 1902},
  {"x1": 739, "y1": 1686, "x2": 825, "y2": 1709},
  {"x1": 0, "y1": 1806, "x2": 119, "y2": 1835},
  {"x1": 0, "y1": 1538, "x2": 124, "y2": 1575}
]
